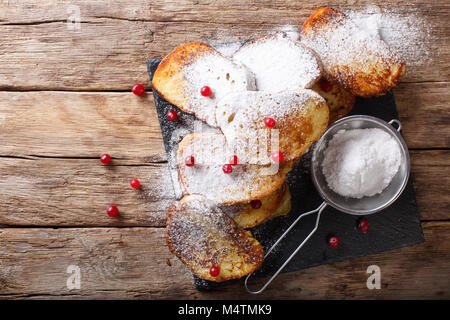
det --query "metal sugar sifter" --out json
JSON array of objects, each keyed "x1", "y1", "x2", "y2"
[{"x1": 245, "y1": 115, "x2": 411, "y2": 294}]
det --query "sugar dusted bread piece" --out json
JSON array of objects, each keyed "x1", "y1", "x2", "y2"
[
  {"x1": 215, "y1": 90, "x2": 329, "y2": 165},
  {"x1": 233, "y1": 32, "x2": 322, "y2": 91},
  {"x1": 177, "y1": 132, "x2": 293, "y2": 205},
  {"x1": 221, "y1": 182, "x2": 288, "y2": 229},
  {"x1": 167, "y1": 195, "x2": 264, "y2": 282},
  {"x1": 301, "y1": 7, "x2": 406, "y2": 97},
  {"x1": 312, "y1": 79, "x2": 356, "y2": 124},
  {"x1": 152, "y1": 42, "x2": 256, "y2": 127}
]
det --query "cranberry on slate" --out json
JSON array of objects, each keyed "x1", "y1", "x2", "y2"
[
  {"x1": 166, "y1": 110, "x2": 178, "y2": 121},
  {"x1": 210, "y1": 266, "x2": 220, "y2": 277},
  {"x1": 250, "y1": 200, "x2": 262, "y2": 209},
  {"x1": 328, "y1": 236, "x2": 340, "y2": 248},
  {"x1": 132, "y1": 84, "x2": 145, "y2": 96},
  {"x1": 107, "y1": 205, "x2": 119, "y2": 218},
  {"x1": 358, "y1": 218, "x2": 370, "y2": 233},
  {"x1": 222, "y1": 164, "x2": 233, "y2": 174},
  {"x1": 100, "y1": 154, "x2": 111, "y2": 164},
  {"x1": 130, "y1": 179, "x2": 140, "y2": 189},
  {"x1": 264, "y1": 117, "x2": 276, "y2": 128},
  {"x1": 200, "y1": 86, "x2": 212, "y2": 97},
  {"x1": 185, "y1": 156, "x2": 195, "y2": 167},
  {"x1": 320, "y1": 79, "x2": 333, "y2": 93}
]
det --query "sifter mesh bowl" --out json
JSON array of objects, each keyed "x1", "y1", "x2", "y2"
[{"x1": 311, "y1": 115, "x2": 411, "y2": 215}]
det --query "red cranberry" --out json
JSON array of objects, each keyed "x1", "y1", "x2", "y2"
[
  {"x1": 200, "y1": 86, "x2": 212, "y2": 97},
  {"x1": 229, "y1": 155, "x2": 238, "y2": 166},
  {"x1": 328, "y1": 236, "x2": 340, "y2": 248},
  {"x1": 107, "y1": 205, "x2": 119, "y2": 218},
  {"x1": 185, "y1": 156, "x2": 195, "y2": 167},
  {"x1": 358, "y1": 218, "x2": 370, "y2": 233},
  {"x1": 100, "y1": 154, "x2": 111, "y2": 164},
  {"x1": 320, "y1": 79, "x2": 333, "y2": 92},
  {"x1": 222, "y1": 164, "x2": 233, "y2": 174},
  {"x1": 264, "y1": 117, "x2": 276, "y2": 128},
  {"x1": 132, "y1": 84, "x2": 145, "y2": 96},
  {"x1": 210, "y1": 266, "x2": 220, "y2": 277},
  {"x1": 272, "y1": 151, "x2": 284, "y2": 163},
  {"x1": 250, "y1": 200, "x2": 262, "y2": 209},
  {"x1": 166, "y1": 110, "x2": 178, "y2": 121},
  {"x1": 130, "y1": 179, "x2": 140, "y2": 189}
]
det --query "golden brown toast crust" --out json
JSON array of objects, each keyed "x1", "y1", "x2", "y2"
[
  {"x1": 301, "y1": 7, "x2": 406, "y2": 97},
  {"x1": 152, "y1": 42, "x2": 215, "y2": 111},
  {"x1": 166, "y1": 195, "x2": 264, "y2": 282},
  {"x1": 224, "y1": 182, "x2": 287, "y2": 228}
]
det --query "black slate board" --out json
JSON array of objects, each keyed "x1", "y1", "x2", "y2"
[{"x1": 147, "y1": 57, "x2": 424, "y2": 291}]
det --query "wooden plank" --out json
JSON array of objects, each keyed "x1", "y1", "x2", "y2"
[
  {"x1": 0, "y1": 91, "x2": 166, "y2": 160},
  {"x1": 394, "y1": 82, "x2": 450, "y2": 149},
  {"x1": 0, "y1": 0, "x2": 448, "y2": 90},
  {"x1": 0, "y1": 158, "x2": 175, "y2": 227},
  {"x1": 0, "y1": 86, "x2": 448, "y2": 162},
  {"x1": 411, "y1": 150, "x2": 450, "y2": 221},
  {"x1": 0, "y1": 150, "x2": 447, "y2": 226},
  {"x1": 0, "y1": 221, "x2": 448, "y2": 299}
]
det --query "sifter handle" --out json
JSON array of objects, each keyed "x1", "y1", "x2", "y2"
[
  {"x1": 388, "y1": 119, "x2": 402, "y2": 132},
  {"x1": 244, "y1": 202, "x2": 327, "y2": 294}
]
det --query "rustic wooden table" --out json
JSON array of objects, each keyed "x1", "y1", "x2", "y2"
[{"x1": 0, "y1": 1, "x2": 448, "y2": 299}]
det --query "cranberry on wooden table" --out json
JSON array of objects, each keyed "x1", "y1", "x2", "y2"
[
  {"x1": 132, "y1": 83, "x2": 145, "y2": 96},
  {"x1": 100, "y1": 154, "x2": 111, "y2": 164},
  {"x1": 130, "y1": 179, "x2": 140, "y2": 189},
  {"x1": 107, "y1": 205, "x2": 119, "y2": 218}
]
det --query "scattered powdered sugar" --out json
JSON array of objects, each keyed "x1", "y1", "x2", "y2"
[
  {"x1": 213, "y1": 41, "x2": 245, "y2": 58},
  {"x1": 183, "y1": 52, "x2": 256, "y2": 127},
  {"x1": 322, "y1": 128, "x2": 401, "y2": 199},
  {"x1": 345, "y1": 7, "x2": 432, "y2": 67},
  {"x1": 233, "y1": 32, "x2": 322, "y2": 91}
]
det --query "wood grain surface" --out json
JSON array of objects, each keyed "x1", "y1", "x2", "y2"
[{"x1": 0, "y1": 0, "x2": 449, "y2": 299}]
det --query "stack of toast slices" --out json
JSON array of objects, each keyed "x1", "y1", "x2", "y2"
[{"x1": 152, "y1": 7, "x2": 406, "y2": 283}]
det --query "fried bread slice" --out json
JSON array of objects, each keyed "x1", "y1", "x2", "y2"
[
  {"x1": 301, "y1": 7, "x2": 405, "y2": 97},
  {"x1": 152, "y1": 42, "x2": 256, "y2": 127},
  {"x1": 177, "y1": 132, "x2": 294, "y2": 205},
  {"x1": 221, "y1": 182, "x2": 288, "y2": 228},
  {"x1": 215, "y1": 90, "x2": 329, "y2": 165},
  {"x1": 267, "y1": 182, "x2": 292, "y2": 220},
  {"x1": 233, "y1": 32, "x2": 322, "y2": 91},
  {"x1": 166, "y1": 195, "x2": 264, "y2": 282},
  {"x1": 312, "y1": 78, "x2": 356, "y2": 124}
]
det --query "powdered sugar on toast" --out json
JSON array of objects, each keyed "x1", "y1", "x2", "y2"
[
  {"x1": 184, "y1": 53, "x2": 256, "y2": 127},
  {"x1": 216, "y1": 90, "x2": 328, "y2": 165},
  {"x1": 300, "y1": 10, "x2": 404, "y2": 85},
  {"x1": 177, "y1": 133, "x2": 291, "y2": 205},
  {"x1": 233, "y1": 32, "x2": 322, "y2": 91}
]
